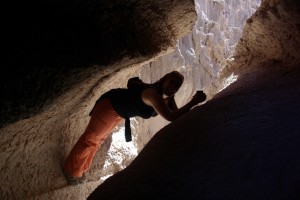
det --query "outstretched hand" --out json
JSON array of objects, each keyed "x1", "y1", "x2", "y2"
[{"x1": 191, "y1": 90, "x2": 206, "y2": 105}]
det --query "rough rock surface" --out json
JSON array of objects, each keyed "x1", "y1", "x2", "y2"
[
  {"x1": 136, "y1": 0, "x2": 261, "y2": 149},
  {"x1": 0, "y1": 0, "x2": 196, "y2": 199},
  {"x1": 1, "y1": 0, "x2": 300, "y2": 199},
  {"x1": 1, "y1": 0, "x2": 196, "y2": 127},
  {"x1": 89, "y1": 65, "x2": 300, "y2": 200},
  {"x1": 88, "y1": 0, "x2": 300, "y2": 199}
]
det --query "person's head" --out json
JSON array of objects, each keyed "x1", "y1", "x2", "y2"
[{"x1": 159, "y1": 71, "x2": 184, "y2": 96}]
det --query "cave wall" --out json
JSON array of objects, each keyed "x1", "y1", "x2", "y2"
[
  {"x1": 0, "y1": 0, "x2": 196, "y2": 199},
  {"x1": 223, "y1": 0, "x2": 300, "y2": 76},
  {"x1": 1, "y1": 0, "x2": 299, "y2": 199},
  {"x1": 135, "y1": 0, "x2": 300, "y2": 152},
  {"x1": 88, "y1": 0, "x2": 300, "y2": 199},
  {"x1": 89, "y1": 64, "x2": 300, "y2": 200},
  {"x1": 1, "y1": 0, "x2": 196, "y2": 127},
  {"x1": 135, "y1": 0, "x2": 261, "y2": 150}
]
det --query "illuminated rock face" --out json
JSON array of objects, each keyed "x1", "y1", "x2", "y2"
[
  {"x1": 89, "y1": 0, "x2": 300, "y2": 199},
  {"x1": 1, "y1": 0, "x2": 300, "y2": 200},
  {"x1": 0, "y1": 0, "x2": 196, "y2": 199},
  {"x1": 89, "y1": 66, "x2": 300, "y2": 200},
  {"x1": 1, "y1": 0, "x2": 197, "y2": 127},
  {"x1": 136, "y1": 0, "x2": 261, "y2": 150}
]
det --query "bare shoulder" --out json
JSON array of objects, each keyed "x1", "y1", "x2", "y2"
[
  {"x1": 141, "y1": 87, "x2": 162, "y2": 105},
  {"x1": 142, "y1": 87, "x2": 160, "y2": 99}
]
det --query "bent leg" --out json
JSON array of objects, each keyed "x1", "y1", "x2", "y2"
[
  {"x1": 63, "y1": 99, "x2": 123, "y2": 178},
  {"x1": 83, "y1": 111, "x2": 123, "y2": 173}
]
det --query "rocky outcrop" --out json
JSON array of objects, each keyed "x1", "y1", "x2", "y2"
[
  {"x1": 1, "y1": 0, "x2": 300, "y2": 199},
  {"x1": 1, "y1": 0, "x2": 196, "y2": 127},
  {"x1": 89, "y1": 65, "x2": 300, "y2": 200},
  {"x1": 0, "y1": 0, "x2": 196, "y2": 199},
  {"x1": 88, "y1": 0, "x2": 300, "y2": 199},
  {"x1": 136, "y1": 0, "x2": 261, "y2": 149}
]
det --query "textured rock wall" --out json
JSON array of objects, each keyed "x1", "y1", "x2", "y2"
[
  {"x1": 223, "y1": 0, "x2": 300, "y2": 75},
  {"x1": 136, "y1": 0, "x2": 261, "y2": 150},
  {"x1": 0, "y1": 1, "x2": 196, "y2": 199},
  {"x1": 1, "y1": 0, "x2": 196, "y2": 127},
  {"x1": 1, "y1": 0, "x2": 299, "y2": 199},
  {"x1": 89, "y1": 64, "x2": 300, "y2": 200},
  {"x1": 88, "y1": 0, "x2": 300, "y2": 198}
]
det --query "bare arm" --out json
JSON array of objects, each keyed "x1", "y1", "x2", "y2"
[
  {"x1": 142, "y1": 88, "x2": 206, "y2": 121},
  {"x1": 164, "y1": 96, "x2": 178, "y2": 111}
]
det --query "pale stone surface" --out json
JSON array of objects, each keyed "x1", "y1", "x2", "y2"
[
  {"x1": 136, "y1": 0, "x2": 261, "y2": 151},
  {"x1": 0, "y1": 1, "x2": 196, "y2": 199},
  {"x1": 89, "y1": 64, "x2": 300, "y2": 200},
  {"x1": 0, "y1": 64, "x2": 141, "y2": 199},
  {"x1": 88, "y1": 0, "x2": 300, "y2": 198},
  {"x1": 1, "y1": 0, "x2": 300, "y2": 199}
]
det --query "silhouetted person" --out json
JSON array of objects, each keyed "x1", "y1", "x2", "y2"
[{"x1": 63, "y1": 71, "x2": 206, "y2": 185}]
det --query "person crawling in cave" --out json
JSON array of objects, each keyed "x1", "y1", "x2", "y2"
[{"x1": 62, "y1": 71, "x2": 206, "y2": 185}]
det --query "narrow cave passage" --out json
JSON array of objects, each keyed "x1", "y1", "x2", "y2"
[{"x1": 10, "y1": 0, "x2": 300, "y2": 200}]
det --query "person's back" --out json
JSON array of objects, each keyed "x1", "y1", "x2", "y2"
[
  {"x1": 63, "y1": 71, "x2": 206, "y2": 186},
  {"x1": 99, "y1": 83, "x2": 156, "y2": 119}
]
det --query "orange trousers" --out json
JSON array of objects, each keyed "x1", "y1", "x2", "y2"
[{"x1": 63, "y1": 99, "x2": 123, "y2": 178}]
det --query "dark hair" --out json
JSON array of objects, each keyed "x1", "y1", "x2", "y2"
[
  {"x1": 158, "y1": 71, "x2": 184, "y2": 86},
  {"x1": 127, "y1": 71, "x2": 184, "y2": 95}
]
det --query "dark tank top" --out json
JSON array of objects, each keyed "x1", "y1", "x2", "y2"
[
  {"x1": 90, "y1": 77, "x2": 163, "y2": 142},
  {"x1": 100, "y1": 86, "x2": 156, "y2": 119},
  {"x1": 93, "y1": 83, "x2": 161, "y2": 142}
]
